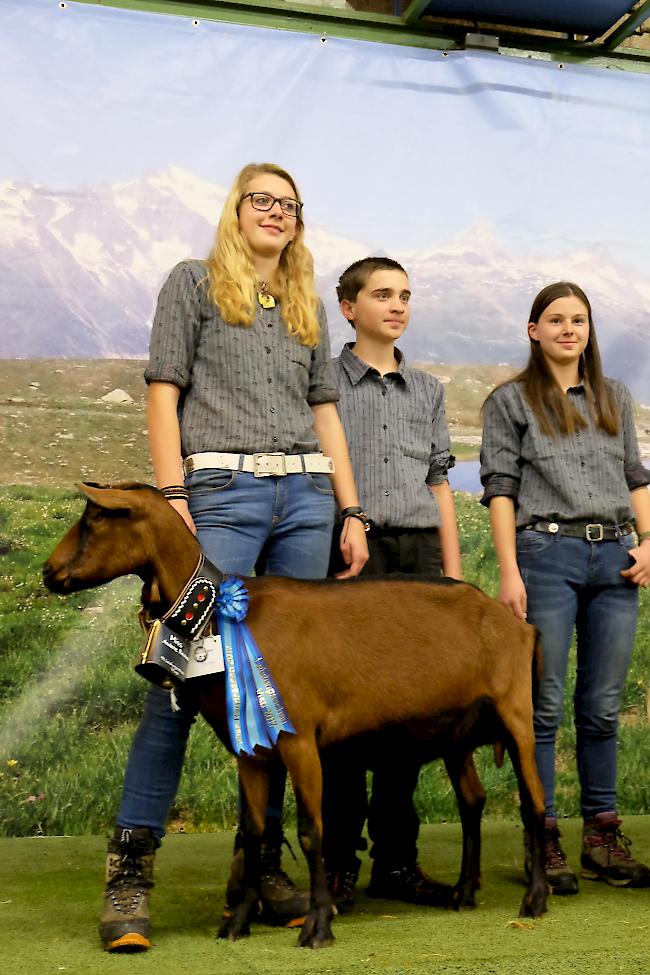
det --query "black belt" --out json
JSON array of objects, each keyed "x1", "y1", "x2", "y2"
[{"x1": 525, "y1": 520, "x2": 635, "y2": 542}]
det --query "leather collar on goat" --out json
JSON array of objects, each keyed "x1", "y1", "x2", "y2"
[{"x1": 141, "y1": 554, "x2": 224, "y2": 641}]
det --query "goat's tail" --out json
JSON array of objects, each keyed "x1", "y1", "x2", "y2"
[{"x1": 493, "y1": 742, "x2": 505, "y2": 768}]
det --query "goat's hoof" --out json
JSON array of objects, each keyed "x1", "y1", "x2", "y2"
[
  {"x1": 518, "y1": 886, "x2": 547, "y2": 919},
  {"x1": 449, "y1": 887, "x2": 477, "y2": 911},
  {"x1": 217, "y1": 905, "x2": 253, "y2": 941},
  {"x1": 296, "y1": 909, "x2": 335, "y2": 949},
  {"x1": 217, "y1": 921, "x2": 250, "y2": 941}
]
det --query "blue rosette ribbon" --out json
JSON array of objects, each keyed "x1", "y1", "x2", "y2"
[{"x1": 217, "y1": 577, "x2": 296, "y2": 756}]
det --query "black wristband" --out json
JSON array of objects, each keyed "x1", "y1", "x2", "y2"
[
  {"x1": 341, "y1": 509, "x2": 372, "y2": 532},
  {"x1": 340, "y1": 505, "x2": 363, "y2": 519}
]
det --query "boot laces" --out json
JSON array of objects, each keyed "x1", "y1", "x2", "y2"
[
  {"x1": 544, "y1": 827, "x2": 568, "y2": 869},
  {"x1": 586, "y1": 819, "x2": 633, "y2": 863},
  {"x1": 108, "y1": 839, "x2": 152, "y2": 912}
]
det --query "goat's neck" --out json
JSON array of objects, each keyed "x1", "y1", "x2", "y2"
[{"x1": 146, "y1": 526, "x2": 203, "y2": 611}]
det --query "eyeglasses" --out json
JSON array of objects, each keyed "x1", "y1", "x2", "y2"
[{"x1": 240, "y1": 192, "x2": 303, "y2": 219}]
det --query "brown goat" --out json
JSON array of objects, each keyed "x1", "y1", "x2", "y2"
[{"x1": 43, "y1": 482, "x2": 548, "y2": 947}]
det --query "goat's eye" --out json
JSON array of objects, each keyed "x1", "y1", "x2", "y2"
[{"x1": 85, "y1": 508, "x2": 103, "y2": 523}]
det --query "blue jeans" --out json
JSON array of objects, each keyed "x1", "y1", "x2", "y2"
[
  {"x1": 118, "y1": 469, "x2": 336, "y2": 839},
  {"x1": 516, "y1": 530, "x2": 639, "y2": 820}
]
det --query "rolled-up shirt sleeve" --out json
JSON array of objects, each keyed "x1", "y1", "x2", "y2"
[
  {"x1": 480, "y1": 389, "x2": 522, "y2": 507},
  {"x1": 426, "y1": 382, "x2": 455, "y2": 485},
  {"x1": 307, "y1": 302, "x2": 340, "y2": 406},
  {"x1": 144, "y1": 261, "x2": 204, "y2": 389},
  {"x1": 618, "y1": 382, "x2": 650, "y2": 491}
]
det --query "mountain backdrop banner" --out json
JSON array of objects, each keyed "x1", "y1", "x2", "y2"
[{"x1": 1, "y1": 0, "x2": 649, "y2": 400}]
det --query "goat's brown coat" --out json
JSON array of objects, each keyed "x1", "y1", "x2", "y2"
[{"x1": 43, "y1": 483, "x2": 548, "y2": 947}]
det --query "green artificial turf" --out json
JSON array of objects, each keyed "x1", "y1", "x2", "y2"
[{"x1": 3, "y1": 820, "x2": 650, "y2": 975}]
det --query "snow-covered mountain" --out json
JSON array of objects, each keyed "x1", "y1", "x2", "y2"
[{"x1": 1, "y1": 167, "x2": 647, "y2": 400}]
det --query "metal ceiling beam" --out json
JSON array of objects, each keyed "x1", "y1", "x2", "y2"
[
  {"x1": 602, "y1": 0, "x2": 650, "y2": 49},
  {"x1": 66, "y1": 0, "x2": 650, "y2": 70},
  {"x1": 67, "y1": 0, "x2": 458, "y2": 50}
]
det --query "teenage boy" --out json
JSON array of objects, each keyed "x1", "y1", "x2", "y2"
[{"x1": 322, "y1": 256, "x2": 462, "y2": 910}]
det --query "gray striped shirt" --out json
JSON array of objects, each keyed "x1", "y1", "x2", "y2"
[
  {"x1": 480, "y1": 379, "x2": 650, "y2": 527},
  {"x1": 145, "y1": 260, "x2": 339, "y2": 457},
  {"x1": 333, "y1": 344, "x2": 454, "y2": 529}
]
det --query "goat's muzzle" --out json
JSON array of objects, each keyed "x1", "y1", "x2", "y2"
[{"x1": 42, "y1": 560, "x2": 75, "y2": 593}]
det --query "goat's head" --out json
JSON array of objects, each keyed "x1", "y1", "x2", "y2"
[{"x1": 42, "y1": 482, "x2": 198, "y2": 598}]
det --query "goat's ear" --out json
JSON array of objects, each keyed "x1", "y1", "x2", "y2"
[{"x1": 77, "y1": 482, "x2": 132, "y2": 513}]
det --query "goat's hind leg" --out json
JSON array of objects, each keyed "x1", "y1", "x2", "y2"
[
  {"x1": 217, "y1": 757, "x2": 268, "y2": 941},
  {"x1": 445, "y1": 751, "x2": 485, "y2": 910},
  {"x1": 502, "y1": 721, "x2": 547, "y2": 919},
  {"x1": 279, "y1": 735, "x2": 334, "y2": 948}
]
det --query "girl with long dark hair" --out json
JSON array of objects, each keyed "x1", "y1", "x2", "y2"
[{"x1": 481, "y1": 281, "x2": 650, "y2": 894}]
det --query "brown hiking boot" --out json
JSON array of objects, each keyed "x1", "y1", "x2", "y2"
[
  {"x1": 223, "y1": 823, "x2": 309, "y2": 927},
  {"x1": 540, "y1": 820, "x2": 578, "y2": 895},
  {"x1": 581, "y1": 814, "x2": 650, "y2": 887},
  {"x1": 99, "y1": 827, "x2": 158, "y2": 951},
  {"x1": 259, "y1": 822, "x2": 309, "y2": 926},
  {"x1": 326, "y1": 856, "x2": 361, "y2": 914}
]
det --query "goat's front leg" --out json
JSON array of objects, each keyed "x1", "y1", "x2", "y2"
[
  {"x1": 445, "y1": 751, "x2": 485, "y2": 910},
  {"x1": 217, "y1": 757, "x2": 268, "y2": 941},
  {"x1": 280, "y1": 736, "x2": 335, "y2": 948}
]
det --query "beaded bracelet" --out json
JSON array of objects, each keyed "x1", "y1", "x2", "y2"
[{"x1": 161, "y1": 485, "x2": 189, "y2": 502}]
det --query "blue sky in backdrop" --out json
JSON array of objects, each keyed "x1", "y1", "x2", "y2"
[{"x1": 3, "y1": 0, "x2": 650, "y2": 270}]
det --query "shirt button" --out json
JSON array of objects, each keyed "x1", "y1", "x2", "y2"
[
  {"x1": 581, "y1": 461, "x2": 585, "y2": 468},
  {"x1": 384, "y1": 491, "x2": 390, "y2": 497},
  {"x1": 267, "y1": 378, "x2": 272, "y2": 383},
  {"x1": 383, "y1": 424, "x2": 387, "y2": 431},
  {"x1": 270, "y1": 407, "x2": 276, "y2": 414},
  {"x1": 267, "y1": 322, "x2": 273, "y2": 328},
  {"x1": 265, "y1": 347, "x2": 271, "y2": 354},
  {"x1": 382, "y1": 390, "x2": 386, "y2": 397},
  {"x1": 384, "y1": 457, "x2": 389, "y2": 463},
  {"x1": 272, "y1": 437, "x2": 278, "y2": 444}
]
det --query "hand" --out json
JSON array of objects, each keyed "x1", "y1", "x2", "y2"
[
  {"x1": 620, "y1": 542, "x2": 650, "y2": 587},
  {"x1": 498, "y1": 569, "x2": 528, "y2": 620},
  {"x1": 168, "y1": 498, "x2": 197, "y2": 536},
  {"x1": 335, "y1": 517, "x2": 369, "y2": 579}
]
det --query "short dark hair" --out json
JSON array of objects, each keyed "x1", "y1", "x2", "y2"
[{"x1": 336, "y1": 257, "x2": 407, "y2": 303}]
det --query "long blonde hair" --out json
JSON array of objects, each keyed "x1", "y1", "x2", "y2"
[{"x1": 205, "y1": 163, "x2": 321, "y2": 346}]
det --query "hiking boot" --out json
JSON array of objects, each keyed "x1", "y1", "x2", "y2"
[
  {"x1": 259, "y1": 821, "x2": 310, "y2": 926},
  {"x1": 99, "y1": 826, "x2": 158, "y2": 952},
  {"x1": 366, "y1": 863, "x2": 451, "y2": 906},
  {"x1": 326, "y1": 856, "x2": 361, "y2": 914},
  {"x1": 533, "y1": 819, "x2": 579, "y2": 895},
  {"x1": 222, "y1": 824, "x2": 308, "y2": 927},
  {"x1": 581, "y1": 814, "x2": 650, "y2": 888}
]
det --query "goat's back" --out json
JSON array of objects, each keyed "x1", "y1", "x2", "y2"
[{"x1": 243, "y1": 575, "x2": 535, "y2": 744}]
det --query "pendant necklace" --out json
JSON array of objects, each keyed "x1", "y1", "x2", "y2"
[{"x1": 257, "y1": 281, "x2": 276, "y2": 309}]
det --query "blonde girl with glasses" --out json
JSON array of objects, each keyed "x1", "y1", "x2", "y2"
[{"x1": 98, "y1": 163, "x2": 368, "y2": 952}]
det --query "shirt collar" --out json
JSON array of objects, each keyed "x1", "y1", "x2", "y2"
[{"x1": 339, "y1": 342, "x2": 408, "y2": 386}]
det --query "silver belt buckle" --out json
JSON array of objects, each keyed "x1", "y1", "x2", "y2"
[
  {"x1": 253, "y1": 452, "x2": 287, "y2": 477},
  {"x1": 586, "y1": 523, "x2": 604, "y2": 542}
]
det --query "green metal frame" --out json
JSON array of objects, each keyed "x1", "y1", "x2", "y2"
[{"x1": 67, "y1": 0, "x2": 650, "y2": 71}]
